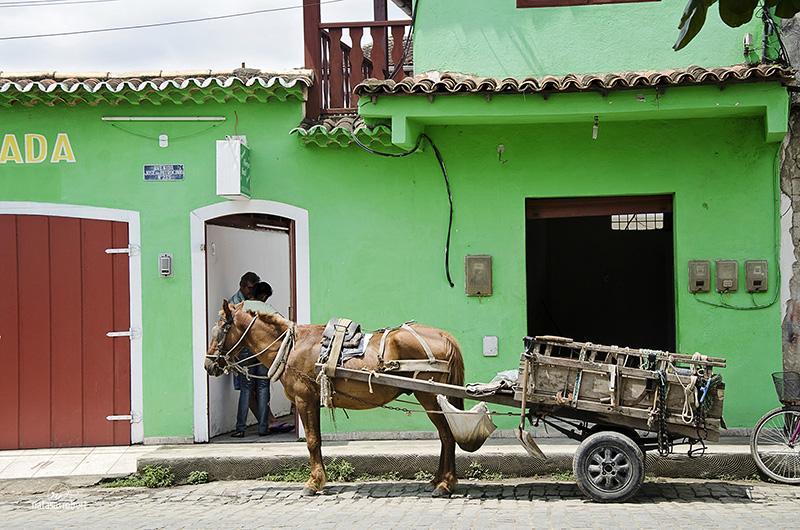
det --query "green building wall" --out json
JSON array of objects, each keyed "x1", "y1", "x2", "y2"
[
  {"x1": 0, "y1": 88, "x2": 784, "y2": 438},
  {"x1": 413, "y1": 0, "x2": 765, "y2": 77}
]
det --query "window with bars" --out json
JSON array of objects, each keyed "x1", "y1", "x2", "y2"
[{"x1": 610, "y1": 213, "x2": 664, "y2": 231}]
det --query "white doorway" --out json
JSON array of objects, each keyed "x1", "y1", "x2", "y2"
[{"x1": 205, "y1": 214, "x2": 295, "y2": 439}]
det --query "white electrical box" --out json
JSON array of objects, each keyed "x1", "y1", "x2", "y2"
[
  {"x1": 216, "y1": 136, "x2": 251, "y2": 200},
  {"x1": 159, "y1": 253, "x2": 173, "y2": 277},
  {"x1": 483, "y1": 336, "x2": 498, "y2": 357}
]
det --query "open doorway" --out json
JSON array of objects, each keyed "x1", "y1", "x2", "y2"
[
  {"x1": 206, "y1": 213, "x2": 297, "y2": 442},
  {"x1": 526, "y1": 195, "x2": 675, "y2": 351}
]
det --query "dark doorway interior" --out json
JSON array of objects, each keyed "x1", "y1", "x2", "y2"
[{"x1": 526, "y1": 196, "x2": 675, "y2": 351}]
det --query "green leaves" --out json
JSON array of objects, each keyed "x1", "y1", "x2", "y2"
[
  {"x1": 674, "y1": 0, "x2": 717, "y2": 51},
  {"x1": 675, "y1": 0, "x2": 800, "y2": 51}
]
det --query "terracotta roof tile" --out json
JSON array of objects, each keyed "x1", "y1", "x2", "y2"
[
  {"x1": 290, "y1": 113, "x2": 392, "y2": 148},
  {"x1": 0, "y1": 68, "x2": 313, "y2": 107},
  {"x1": 355, "y1": 64, "x2": 793, "y2": 96}
]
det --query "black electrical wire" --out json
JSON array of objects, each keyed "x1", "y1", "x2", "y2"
[
  {"x1": 351, "y1": 132, "x2": 455, "y2": 288},
  {"x1": 0, "y1": 0, "x2": 120, "y2": 8},
  {"x1": 388, "y1": 0, "x2": 418, "y2": 80},
  {"x1": 0, "y1": 0, "x2": 345, "y2": 41}
]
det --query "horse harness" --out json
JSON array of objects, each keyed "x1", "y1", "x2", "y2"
[
  {"x1": 316, "y1": 318, "x2": 451, "y2": 408},
  {"x1": 206, "y1": 312, "x2": 296, "y2": 382}
]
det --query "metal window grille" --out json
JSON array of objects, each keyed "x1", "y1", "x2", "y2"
[{"x1": 610, "y1": 213, "x2": 664, "y2": 231}]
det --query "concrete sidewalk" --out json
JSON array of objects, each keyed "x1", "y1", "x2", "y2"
[
  {"x1": 138, "y1": 437, "x2": 757, "y2": 483},
  {"x1": 0, "y1": 445, "x2": 160, "y2": 480}
]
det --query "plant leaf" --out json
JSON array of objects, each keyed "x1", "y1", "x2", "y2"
[
  {"x1": 674, "y1": 0, "x2": 715, "y2": 50},
  {"x1": 719, "y1": 0, "x2": 759, "y2": 27}
]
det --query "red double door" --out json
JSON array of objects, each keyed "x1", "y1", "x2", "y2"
[{"x1": 0, "y1": 215, "x2": 131, "y2": 449}]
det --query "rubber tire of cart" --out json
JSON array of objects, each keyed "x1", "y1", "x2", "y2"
[{"x1": 573, "y1": 431, "x2": 645, "y2": 503}]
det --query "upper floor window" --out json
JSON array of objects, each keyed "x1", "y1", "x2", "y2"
[{"x1": 517, "y1": 0, "x2": 658, "y2": 7}]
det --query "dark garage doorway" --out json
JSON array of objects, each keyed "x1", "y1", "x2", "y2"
[{"x1": 526, "y1": 195, "x2": 676, "y2": 351}]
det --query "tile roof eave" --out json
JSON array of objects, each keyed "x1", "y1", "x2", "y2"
[{"x1": 354, "y1": 64, "x2": 794, "y2": 97}]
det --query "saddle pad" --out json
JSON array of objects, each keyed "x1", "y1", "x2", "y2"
[
  {"x1": 319, "y1": 333, "x2": 373, "y2": 364},
  {"x1": 320, "y1": 317, "x2": 363, "y2": 357}
]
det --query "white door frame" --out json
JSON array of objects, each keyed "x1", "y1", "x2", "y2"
[
  {"x1": 190, "y1": 200, "x2": 310, "y2": 443},
  {"x1": 0, "y1": 201, "x2": 144, "y2": 444}
]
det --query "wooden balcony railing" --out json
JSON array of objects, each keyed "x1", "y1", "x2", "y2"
[{"x1": 304, "y1": 1, "x2": 412, "y2": 118}]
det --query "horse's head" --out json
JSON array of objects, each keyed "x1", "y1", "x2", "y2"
[{"x1": 204, "y1": 299, "x2": 242, "y2": 377}]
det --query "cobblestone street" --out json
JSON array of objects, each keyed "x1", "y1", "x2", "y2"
[{"x1": 1, "y1": 478, "x2": 798, "y2": 529}]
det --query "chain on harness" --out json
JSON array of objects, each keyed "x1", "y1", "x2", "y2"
[{"x1": 656, "y1": 369, "x2": 672, "y2": 457}]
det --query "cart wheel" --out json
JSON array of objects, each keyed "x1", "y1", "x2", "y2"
[{"x1": 573, "y1": 431, "x2": 644, "y2": 503}]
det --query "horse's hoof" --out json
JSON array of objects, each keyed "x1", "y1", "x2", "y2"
[
  {"x1": 431, "y1": 486, "x2": 452, "y2": 498},
  {"x1": 300, "y1": 487, "x2": 318, "y2": 497}
]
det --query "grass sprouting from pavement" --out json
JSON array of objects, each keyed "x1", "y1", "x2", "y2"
[{"x1": 103, "y1": 465, "x2": 175, "y2": 488}]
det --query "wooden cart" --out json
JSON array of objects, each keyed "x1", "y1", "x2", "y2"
[{"x1": 319, "y1": 335, "x2": 726, "y2": 502}]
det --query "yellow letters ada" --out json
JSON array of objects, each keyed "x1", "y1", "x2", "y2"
[{"x1": 0, "y1": 133, "x2": 75, "y2": 164}]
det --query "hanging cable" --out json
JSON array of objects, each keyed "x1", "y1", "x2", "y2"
[
  {"x1": 388, "y1": 0, "x2": 419, "y2": 80},
  {"x1": 0, "y1": 0, "x2": 345, "y2": 41},
  {"x1": 0, "y1": 0, "x2": 120, "y2": 8},
  {"x1": 351, "y1": 132, "x2": 455, "y2": 288}
]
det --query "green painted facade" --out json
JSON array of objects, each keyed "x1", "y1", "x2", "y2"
[
  {"x1": 0, "y1": 1, "x2": 791, "y2": 440},
  {"x1": 414, "y1": 0, "x2": 765, "y2": 77}
]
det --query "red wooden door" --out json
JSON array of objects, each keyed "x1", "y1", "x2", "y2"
[{"x1": 0, "y1": 214, "x2": 131, "y2": 449}]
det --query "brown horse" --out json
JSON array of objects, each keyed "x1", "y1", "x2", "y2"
[{"x1": 204, "y1": 301, "x2": 466, "y2": 497}]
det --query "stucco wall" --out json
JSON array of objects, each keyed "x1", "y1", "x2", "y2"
[
  {"x1": 0, "y1": 97, "x2": 784, "y2": 437},
  {"x1": 413, "y1": 0, "x2": 763, "y2": 77}
]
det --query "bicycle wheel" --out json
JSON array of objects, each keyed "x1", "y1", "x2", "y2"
[{"x1": 750, "y1": 407, "x2": 800, "y2": 484}]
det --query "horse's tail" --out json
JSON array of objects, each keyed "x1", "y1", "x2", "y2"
[{"x1": 445, "y1": 335, "x2": 465, "y2": 411}]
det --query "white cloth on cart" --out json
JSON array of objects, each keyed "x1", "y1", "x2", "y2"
[{"x1": 436, "y1": 394, "x2": 496, "y2": 452}]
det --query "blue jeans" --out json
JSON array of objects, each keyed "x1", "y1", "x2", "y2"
[{"x1": 236, "y1": 363, "x2": 270, "y2": 435}]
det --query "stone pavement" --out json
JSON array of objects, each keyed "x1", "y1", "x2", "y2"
[{"x1": 0, "y1": 477, "x2": 798, "y2": 529}]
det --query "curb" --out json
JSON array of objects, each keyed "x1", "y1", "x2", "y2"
[{"x1": 138, "y1": 450, "x2": 758, "y2": 483}]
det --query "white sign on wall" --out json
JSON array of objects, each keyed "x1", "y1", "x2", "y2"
[{"x1": 216, "y1": 136, "x2": 251, "y2": 200}]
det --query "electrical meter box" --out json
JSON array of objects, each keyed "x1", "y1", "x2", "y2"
[
  {"x1": 216, "y1": 135, "x2": 251, "y2": 200},
  {"x1": 688, "y1": 260, "x2": 710, "y2": 293},
  {"x1": 745, "y1": 260, "x2": 768, "y2": 293},
  {"x1": 715, "y1": 260, "x2": 738, "y2": 293},
  {"x1": 465, "y1": 255, "x2": 492, "y2": 296}
]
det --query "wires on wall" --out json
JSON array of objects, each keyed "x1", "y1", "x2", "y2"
[{"x1": 352, "y1": 131, "x2": 456, "y2": 289}]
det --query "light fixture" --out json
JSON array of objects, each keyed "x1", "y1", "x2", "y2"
[{"x1": 592, "y1": 115, "x2": 599, "y2": 140}]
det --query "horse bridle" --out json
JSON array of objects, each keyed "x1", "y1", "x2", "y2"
[{"x1": 206, "y1": 309, "x2": 295, "y2": 381}]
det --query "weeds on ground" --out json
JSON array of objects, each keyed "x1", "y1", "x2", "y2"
[
  {"x1": 551, "y1": 471, "x2": 574, "y2": 482},
  {"x1": 103, "y1": 465, "x2": 175, "y2": 488},
  {"x1": 414, "y1": 470, "x2": 434, "y2": 482},
  {"x1": 260, "y1": 459, "x2": 405, "y2": 483},
  {"x1": 185, "y1": 471, "x2": 210, "y2": 485},
  {"x1": 464, "y1": 461, "x2": 503, "y2": 481}
]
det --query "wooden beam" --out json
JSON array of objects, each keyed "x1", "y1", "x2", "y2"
[
  {"x1": 302, "y1": 0, "x2": 322, "y2": 119},
  {"x1": 315, "y1": 365, "x2": 520, "y2": 408},
  {"x1": 374, "y1": 0, "x2": 388, "y2": 21}
]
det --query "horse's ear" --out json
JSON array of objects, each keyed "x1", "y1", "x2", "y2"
[{"x1": 222, "y1": 299, "x2": 233, "y2": 321}]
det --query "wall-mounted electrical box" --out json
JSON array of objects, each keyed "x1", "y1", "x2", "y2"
[
  {"x1": 483, "y1": 336, "x2": 498, "y2": 357},
  {"x1": 715, "y1": 260, "x2": 738, "y2": 293},
  {"x1": 216, "y1": 135, "x2": 251, "y2": 200},
  {"x1": 465, "y1": 255, "x2": 492, "y2": 296},
  {"x1": 159, "y1": 253, "x2": 173, "y2": 277},
  {"x1": 688, "y1": 260, "x2": 710, "y2": 293},
  {"x1": 745, "y1": 260, "x2": 768, "y2": 292}
]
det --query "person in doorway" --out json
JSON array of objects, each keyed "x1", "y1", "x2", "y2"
[
  {"x1": 244, "y1": 281, "x2": 279, "y2": 315},
  {"x1": 229, "y1": 271, "x2": 259, "y2": 397},
  {"x1": 241, "y1": 280, "x2": 294, "y2": 435},
  {"x1": 230, "y1": 271, "x2": 260, "y2": 305},
  {"x1": 230, "y1": 271, "x2": 270, "y2": 438}
]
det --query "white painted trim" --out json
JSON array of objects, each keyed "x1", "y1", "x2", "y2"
[
  {"x1": 0, "y1": 201, "x2": 144, "y2": 445},
  {"x1": 190, "y1": 200, "x2": 311, "y2": 443}
]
